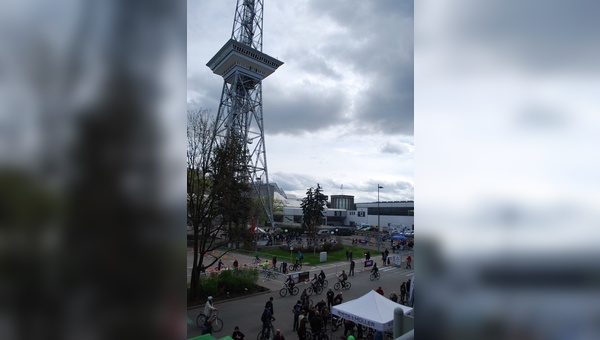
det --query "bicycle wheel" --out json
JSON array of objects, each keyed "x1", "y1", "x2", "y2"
[
  {"x1": 370, "y1": 274, "x2": 375, "y2": 281},
  {"x1": 315, "y1": 285, "x2": 323, "y2": 295},
  {"x1": 292, "y1": 286, "x2": 299, "y2": 295},
  {"x1": 279, "y1": 287, "x2": 288, "y2": 297},
  {"x1": 196, "y1": 313, "x2": 206, "y2": 328},
  {"x1": 322, "y1": 279, "x2": 328, "y2": 288},
  {"x1": 344, "y1": 282, "x2": 351, "y2": 290},
  {"x1": 331, "y1": 318, "x2": 340, "y2": 332},
  {"x1": 307, "y1": 286, "x2": 314, "y2": 296},
  {"x1": 257, "y1": 331, "x2": 265, "y2": 340},
  {"x1": 334, "y1": 282, "x2": 341, "y2": 290},
  {"x1": 212, "y1": 317, "x2": 224, "y2": 332}
]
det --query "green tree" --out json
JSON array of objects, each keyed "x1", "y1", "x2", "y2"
[
  {"x1": 211, "y1": 130, "x2": 253, "y2": 250},
  {"x1": 301, "y1": 183, "x2": 327, "y2": 235}
]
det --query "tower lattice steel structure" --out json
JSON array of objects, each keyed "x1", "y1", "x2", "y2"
[{"x1": 207, "y1": 0, "x2": 283, "y2": 228}]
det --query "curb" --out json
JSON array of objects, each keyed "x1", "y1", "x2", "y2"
[{"x1": 187, "y1": 288, "x2": 273, "y2": 310}]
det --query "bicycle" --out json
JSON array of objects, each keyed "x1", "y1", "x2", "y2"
[
  {"x1": 306, "y1": 282, "x2": 323, "y2": 296},
  {"x1": 333, "y1": 280, "x2": 351, "y2": 291},
  {"x1": 331, "y1": 316, "x2": 344, "y2": 332},
  {"x1": 263, "y1": 269, "x2": 278, "y2": 281},
  {"x1": 196, "y1": 310, "x2": 224, "y2": 332},
  {"x1": 311, "y1": 328, "x2": 329, "y2": 340},
  {"x1": 369, "y1": 271, "x2": 381, "y2": 281},
  {"x1": 279, "y1": 283, "x2": 299, "y2": 297},
  {"x1": 289, "y1": 262, "x2": 303, "y2": 272},
  {"x1": 257, "y1": 318, "x2": 276, "y2": 340}
]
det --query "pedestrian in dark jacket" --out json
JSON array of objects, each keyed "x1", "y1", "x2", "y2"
[
  {"x1": 400, "y1": 282, "x2": 407, "y2": 304},
  {"x1": 326, "y1": 288, "x2": 335, "y2": 310}
]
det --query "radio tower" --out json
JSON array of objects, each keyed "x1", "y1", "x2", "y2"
[{"x1": 207, "y1": 0, "x2": 283, "y2": 228}]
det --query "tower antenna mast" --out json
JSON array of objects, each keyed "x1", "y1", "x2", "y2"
[{"x1": 207, "y1": 0, "x2": 283, "y2": 229}]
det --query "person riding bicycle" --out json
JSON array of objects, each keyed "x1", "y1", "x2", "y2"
[
  {"x1": 255, "y1": 254, "x2": 260, "y2": 262},
  {"x1": 285, "y1": 275, "x2": 295, "y2": 293},
  {"x1": 338, "y1": 270, "x2": 348, "y2": 286},
  {"x1": 204, "y1": 296, "x2": 218, "y2": 323},
  {"x1": 261, "y1": 260, "x2": 270, "y2": 271},
  {"x1": 371, "y1": 263, "x2": 379, "y2": 276},
  {"x1": 292, "y1": 258, "x2": 300, "y2": 270},
  {"x1": 318, "y1": 270, "x2": 326, "y2": 286},
  {"x1": 310, "y1": 274, "x2": 321, "y2": 292}
]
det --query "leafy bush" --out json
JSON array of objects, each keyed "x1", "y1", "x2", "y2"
[{"x1": 193, "y1": 268, "x2": 261, "y2": 304}]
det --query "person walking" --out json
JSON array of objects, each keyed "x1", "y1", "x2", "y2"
[
  {"x1": 297, "y1": 317, "x2": 308, "y2": 340},
  {"x1": 273, "y1": 329, "x2": 285, "y2": 340},
  {"x1": 400, "y1": 282, "x2": 407, "y2": 304},
  {"x1": 406, "y1": 255, "x2": 412, "y2": 269},
  {"x1": 217, "y1": 259, "x2": 223, "y2": 271},
  {"x1": 376, "y1": 286, "x2": 384, "y2": 296},
  {"x1": 389, "y1": 291, "x2": 398, "y2": 303},
  {"x1": 292, "y1": 300, "x2": 302, "y2": 331},
  {"x1": 349, "y1": 260, "x2": 355, "y2": 276},
  {"x1": 349, "y1": 250, "x2": 353, "y2": 261}
]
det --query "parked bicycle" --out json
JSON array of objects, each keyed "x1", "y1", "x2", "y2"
[
  {"x1": 369, "y1": 272, "x2": 381, "y2": 281},
  {"x1": 279, "y1": 283, "x2": 299, "y2": 297},
  {"x1": 333, "y1": 279, "x2": 351, "y2": 291},
  {"x1": 331, "y1": 315, "x2": 344, "y2": 332},
  {"x1": 196, "y1": 310, "x2": 224, "y2": 332},
  {"x1": 263, "y1": 269, "x2": 278, "y2": 281},
  {"x1": 311, "y1": 328, "x2": 329, "y2": 340}
]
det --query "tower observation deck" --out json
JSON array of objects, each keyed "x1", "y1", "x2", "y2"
[{"x1": 207, "y1": 0, "x2": 283, "y2": 228}]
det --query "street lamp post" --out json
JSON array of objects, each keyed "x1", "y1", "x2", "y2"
[
  {"x1": 377, "y1": 184, "x2": 383, "y2": 252},
  {"x1": 377, "y1": 184, "x2": 383, "y2": 230}
]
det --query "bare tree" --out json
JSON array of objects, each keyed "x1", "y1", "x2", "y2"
[
  {"x1": 187, "y1": 108, "x2": 212, "y2": 302},
  {"x1": 187, "y1": 108, "x2": 254, "y2": 302}
]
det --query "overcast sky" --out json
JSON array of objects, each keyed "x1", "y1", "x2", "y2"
[{"x1": 188, "y1": 0, "x2": 413, "y2": 203}]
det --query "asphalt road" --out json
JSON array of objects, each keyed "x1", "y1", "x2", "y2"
[{"x1": 187, "y1": 255, "x2": 414, "y2": 339}]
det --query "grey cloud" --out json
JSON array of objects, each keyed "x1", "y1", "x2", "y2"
[
  {"x1": 263, "y1": 84, "x2": 348, "y2": 135},
  {"x1": 187, "y1": 73, "x2": 222, "y2": 112},
  {"x1": 271, "y1": 173, "x2": 414, "y2": 203},
  {"x1": 381, "y1": 142, "x2": 411, "y2": 155},
  {"x1": 306, "y1": 0, "x2": 414, "y2": 136},
  {"x1": 353, "y1": 65, "x2": 413, "y2": 136},
  {"x1": 447, "y1": 0, "x2": 600, "y2": 73}
]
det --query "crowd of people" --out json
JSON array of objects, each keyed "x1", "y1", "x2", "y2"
[{"x1": 197, "y1": 241, "x2": 414, "y2": 339}]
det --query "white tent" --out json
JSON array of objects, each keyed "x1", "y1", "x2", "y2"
[{"x1": 331, "y1": 290, "x2": 414, "y2": 332}]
